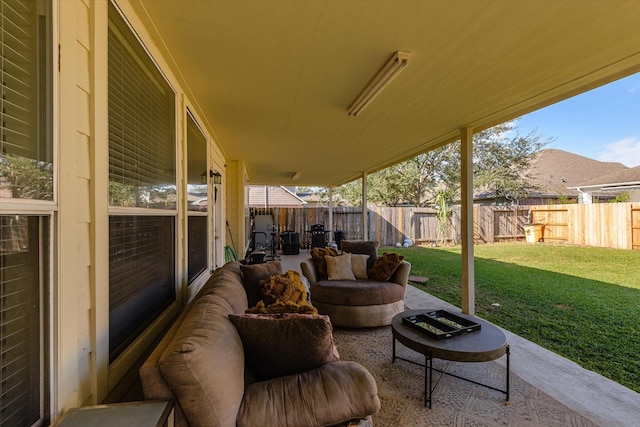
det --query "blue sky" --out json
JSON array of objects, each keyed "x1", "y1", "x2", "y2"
[{"x1": 516, "y1": 72, "x2": 640, "y2": 168}]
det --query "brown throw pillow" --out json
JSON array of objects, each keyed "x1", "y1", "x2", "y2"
[
  {"x1": 310, "y1": 247, "x2": 339, "y2": 280},
  {"x1": 240, "y1": 261, "x2": 282, "y2": 307},
  {"x1": 341, "y1": 240, "x2": 379, "y2": 270},
  {"x1": 325, "y1": 253, "x2": 356, "y2": 281},
  {"x1": 228, "y1": 313, "x2": 339, "y2": 381},
  {"x1": 368, "y1": 252, "x2": 405, "y2": 282}
]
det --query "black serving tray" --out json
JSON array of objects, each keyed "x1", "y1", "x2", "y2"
[{"x1": 402, "y1": 310, "x2": 481, "y2": 340}]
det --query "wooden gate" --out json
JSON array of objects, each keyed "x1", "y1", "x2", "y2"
[{"x1": 474, "y1": 206, "x2": 529, "y2": 243}]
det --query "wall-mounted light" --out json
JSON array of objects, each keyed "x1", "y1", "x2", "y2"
[
  {"x1": 210, "y1": 170, "x2": 222, "y2": 185},
  {"x1": 292, "y1": 172, "x2": 301, "y2": 181},
  {"x1": 348, "y1": 51, "x2": 412, "y2": 117},
  {"x1": 201, "y1": 171, "x2": 208, "y2": 184}
]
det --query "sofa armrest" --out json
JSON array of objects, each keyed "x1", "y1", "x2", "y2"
[
  {"x1": 238, "y1": 361, "x2": 380, "y2": 427},
  {"x1": 300, "y1": 258, "x2": 319, "y2": 284},
  {"x1": 389, "y1": 260, "x2": 411, "y2": 288}
]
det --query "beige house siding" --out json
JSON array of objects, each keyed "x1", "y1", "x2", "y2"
[
  {"x1": 225, "y1": 160, "x2": 249, "y2": 260},
  {"x1": 50, "y1": 0, "x2": 234, "y2": 420},
  {"x1": 57, "y1": 0, "x2": 96, "y2": 413}
]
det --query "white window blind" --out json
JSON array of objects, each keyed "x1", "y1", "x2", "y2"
[
  {"x1": 1, "y1": 0, "x2": 36, "y2": 157},
  {"x1": 108, "y1": 216, "x2": 175, "y2": 363},
  {"x1": 186, "y1": 113, "x2": 207, "y2": 211},
  {"x1": 1, "y1": 0, "x2": 52, "y2": 201},
  {"x1": 108, "y1": 12, "x2": 175, "y2": 209},
  {"x1": 0, "y1": 216, "x2": 44, "y2": 427}
]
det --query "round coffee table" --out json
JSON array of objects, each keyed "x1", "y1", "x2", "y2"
[{"x1": 391, "y1": 309, "x2": 510, "y2": 408}]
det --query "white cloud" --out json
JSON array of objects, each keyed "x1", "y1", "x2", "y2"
[{"x1": 598, "y1": 137, "x2": 640, "y2": 167}]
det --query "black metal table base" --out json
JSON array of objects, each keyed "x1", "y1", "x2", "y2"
[{"x1": 392, "y1": 337, "x2": 510, "y2": 408}]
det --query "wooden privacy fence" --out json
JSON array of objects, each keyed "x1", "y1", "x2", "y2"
[
  {"x1": 530, "y1": 203, "x2": 640, "y2": 250},
  {"x1": 250, "y1": 202, "x2": 639, "y2": 250}
]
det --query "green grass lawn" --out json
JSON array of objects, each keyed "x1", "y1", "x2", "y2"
[{"x1": 384, "y1": 242, "x2": 640, "y2": 393}]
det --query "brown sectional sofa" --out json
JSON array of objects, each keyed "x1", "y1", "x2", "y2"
[
  {"x1": 300, "y1": 241, "x2": 411, "y2": 328},
  {"x1": 139, "y1": 261, "x2": 380, "y2": 427}
]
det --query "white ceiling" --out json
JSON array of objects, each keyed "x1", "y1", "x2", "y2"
[{"x1": 129, "y1": 0, "x2": 640, "y2": 187}]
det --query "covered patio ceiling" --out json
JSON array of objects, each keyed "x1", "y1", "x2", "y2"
[{"x1": 129, "y1": 0, "x2": 640, "y2": 187}]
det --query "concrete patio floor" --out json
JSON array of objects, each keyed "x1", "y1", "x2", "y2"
[{"x1": 278, "y1": 251, "x2": 640, "y2": 427}]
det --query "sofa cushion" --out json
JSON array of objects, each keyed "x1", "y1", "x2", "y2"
[
  {"x1": 350, "y1": 254, "x2": 370, "y2": 279},
  {"x1": 325, "y1": 253, "x2": 356, "y2": 281},
  {"x1": 310, "y1": 247, "x2": 338, "y2": 280},
  {"x1": 158, "y1": 294, "x2": 244, "y2": 427},
  {"x1": 240, "y1": 260, "x2": 282, "y2": 307},
  {"x1": 198, "y1": 262, "x2": 248, "y2": 313},
  {"x1": 238, "y1": 361, "x2": 380, "y2": 427},
  {"x1": 229, "y1": 313, "x2": 338, "y2": 381},
  {"x1": 341, "y1": 240, "x2": 379, "y2": 270},
  {"x1": 311, "y1": 279, "x2": 405, "y2": 306}
]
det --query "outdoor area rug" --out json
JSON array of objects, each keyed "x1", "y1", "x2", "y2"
[{"x1": 333, "y1": 326, "x2": 597, "y2": 427}]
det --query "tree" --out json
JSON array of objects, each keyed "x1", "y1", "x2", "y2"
[
  {"x1": 0, "y1": 155, "x2": 53, "y2": 200},
  {"x1": 472, "y1": 122, "x2": 549, "y2": 204},
  {"x1": 334, "y1": 119, "x2": 550, "y2": 207}
]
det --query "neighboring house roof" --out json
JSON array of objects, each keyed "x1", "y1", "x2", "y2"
[
  {"x1": 249, "y1": 186, "x2": 306, "y2": 207},
  {"x1": 474, "y1": 148, "x2": 628, "y2": 201},
  {"x1": 297, "y1": 192, "x2": 324, "y2": 204},
  {"x1": 569, "y1": 165, "x2": 640, "y2": 192},
  {"x1": 524, "y1": 149, "x2": 628, "y2": 197}
]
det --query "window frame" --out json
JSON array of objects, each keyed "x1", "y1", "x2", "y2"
[
  {"x1": 185, "y1": 111, "x2": 209, "y2": 284},
  {"x1": 0, "y1": 0, "x2": 54, "y2": 425},
  {"x1": 1, "y1": 0, "x2": 55, "y2": 204},
  {"x1": 106, "y1": 1, "x2": 180, "y2": 365}
]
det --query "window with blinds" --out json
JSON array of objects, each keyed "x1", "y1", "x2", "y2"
[
  {"x1": 1, "y1": 1, "x2": 50, "y2": 425},
  {"x1": 1, "y1": 0, "x2": 52, "y2": 200},
  {"x1": 0, "y1": 216, "x2": 48, "y2": 427},
  {"x1": 186, "y1": 114, "x2": 207, "y2": 212},
  {"x1": 188, "y1": 217, "x2": 207, "y2": 283},
  {"x1": 108, "y1": 216, "x2": 175, "y2": 363},
  {"x1": 108, "y1": 5, "x2": 175, "y2": 209},
  {"x1": 186, "y1": 113, "x2": 208, "y2": 283},
  {"x1": 107, "y1": 4, "x2": 177, "y2": 363}
]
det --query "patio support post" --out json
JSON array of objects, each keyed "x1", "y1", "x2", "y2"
[
  {"x1": 460, "y1": 127, "x2": 475, "y2": 315},
  {"x1": 328, "y1": 187, "x2": 334, "y2": 242},
  {"x1": 362, "y1": 172, "x2": 368, "y2": 240}
]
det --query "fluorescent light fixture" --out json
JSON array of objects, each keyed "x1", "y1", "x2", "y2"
[{"x1": 348, "y1": 51, "x2": 412, "y2": 117}]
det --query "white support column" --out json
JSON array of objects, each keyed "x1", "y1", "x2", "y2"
[
  {"x1": 362, "y1": 172, "x2": 368, "y2": 240},
  {"x1": 460, "y1": 127, "x2": 475, "y2": 315},
  {"x1": 328, "y1": 187, "x2": 334, "y2": 242}
]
